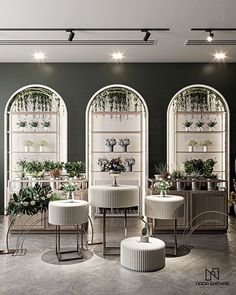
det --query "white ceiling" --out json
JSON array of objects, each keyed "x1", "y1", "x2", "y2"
[{"x1": 0, "y1": 0, "x2": 236, "y2": 62}]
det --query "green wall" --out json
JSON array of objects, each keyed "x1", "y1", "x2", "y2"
[{"x1": 0, "y1": 63, "x2": 235, "y2": 209}]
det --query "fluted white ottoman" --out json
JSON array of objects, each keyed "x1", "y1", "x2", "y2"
[
  {"x1": 121, "y1": 237, "x2": 165, "y2": 272},
  {"x1": 89, "y1": 185, "x2": 139, "y2": 255},
  {"x1": 49, "y1": 200, "x2": 89, "y2": 261}
]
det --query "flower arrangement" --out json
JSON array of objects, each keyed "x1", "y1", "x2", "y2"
[
  {"x1": 200, "y1": 140, "x2": 212, "y2": 147},
  {"x1": 125, "y1": 157, "x2": 135, "y2": 166},
  {"x1": 17, "y1": 119, "x2": 27, "y2": 128},
  {"x1": 154, "y1": 180, "x2": 171, "y2": 196},
  {"x1": 29, "y1": 120, "x2": 39, "y2": 128},
  {"x1": 195, "y1": 120, "x2": 205, "y2": 128},
  {"x1": 118, "y1": 138, "x2": 130, "y2": 147},
  {"x1": 183, "y1": 120, "x2": 193, "y2": 128},
  {"x1": 23, "y1": 140, "x2": 33, "y2": 146},
  {"x1": 62, "y1": 182, "x2": 78, "y2": 192},
  {"x1": 38, "y1": 140, "x2": 48, "y2": 146},
  {"x1": 41, "y1": 121, "x2": 51, "y2": 128},
  {"x1": 97, "y1": 157, "x2": 109, "y2": 171},
  {"x1": 105, "y1": 137, "x2": 117, "y2": 146},
  {"x1": 6, "y1": 183, "x2": 52, "y2": 216},
  {"x1": 106, "y1": 157, "x2": 125, "y2": 173},
  {"x1": 207, "y1": 120, "x2": 217, "y2": 128},
  {"x1": 187, "y1": 140, "x2": 198, "y2": 146}
]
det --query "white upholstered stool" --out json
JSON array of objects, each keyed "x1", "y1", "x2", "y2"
[
  {"x1": 121, "y1": 236, "x2": 165, "y2": 272},
  {"x1": 49, "y1": 200, "x2": 89, "y2": 261}
]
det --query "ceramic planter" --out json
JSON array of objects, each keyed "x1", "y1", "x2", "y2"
[
  {"x1": 207, "y1": 179, "x2": 218, "y2": 191},
  {"x1": 191, "y1": 179, "x2": 201, "y2": 191},
  {"x1": 126, "y1": 165, "x2": 133, "y2": 172},
  {"x1": 188, "y1": 145, "x2": 193, "y2": 152},
  {"x1": 176, "y1": 179, "x2": 186, "y2": 191},
  {"x1": 203, "y1": 146, "x2": 208, "y2": 152}
]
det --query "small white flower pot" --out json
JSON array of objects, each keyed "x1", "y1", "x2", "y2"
[
  {"x1": 33, "y1": 127, "x2": 37, "y2": 132},
  {"x1": 188, "y1": 145, "x2": 193, "y2": 152},
  {"x1": 44, "y1": 127, "x2": 49, "y2": 132},
  {"x1": 24, "y1": 146, "x2": 29, "y2": 152},
  {"x1": 203, "y1": 146, "x2": 208, "y2": 152},
  {"x1": 185, "y1": 127, "x2": 190, "y2": 132},
  {"x1": 209, "y1": 127, "x2": 214, "y2": 132},
  {"x1": 197, "y1": 127, "x2": 202, "y2": 132},
  {"x1": 39, "y1": 146, "x2": 43, "y2": 152},
  {"x1": 20, "y1": 127, "x2": 26, "y2": 132}
]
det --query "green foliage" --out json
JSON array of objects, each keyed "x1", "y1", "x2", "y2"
[
  {"x1": 64, "y1": 161, "x2": 86, "y2": 177},
  {"x1": 202, "y1": 158, "x2": 217, "y2": 177},
  {"x1": 6, "y1": 183, "x2": 52, "y2": 216},
  {"x1": 171, "y1": 170, "x2": 185, "y2": 179},
  {"x1": 184, "y1": 159, "x2": 205, "y2": 175},
  {"x1": 154, "y1": 162, "x2": 170, "y2": 179},
  {"x1": 25, "y1": 160, "x2": 44, "y2": 178}
]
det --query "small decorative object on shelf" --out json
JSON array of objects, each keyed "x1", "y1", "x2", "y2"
[
  {"x1": 62, "y1": 182, "x2": 78, "y2": 201},
  {"x1": 200, "y1": 140, "x2": 212, "y2": 152},
  {"x1": 38, "y1": 140, "x2": 48, "y2": 152},
  {"x1": 207, "y1": 120, "x2": 217, "y2": 131},
  {"x1": 23, "y1": 140, "x2": 33, "y2": 152},
  {"x1": 29, "y1": 120, "x2": 39, "y2": 132},
  {"x1": 107, "y1": 157, "x2": 125, "y2": 186},
  {"x1": 44, "y1": 160, "x2": 64, "y2": 178},
  {"x1": 64, "y1": 161, "x2": 86, "y2": 178},
  {"x1": 105, "y1": 137, "x2": 117, "y2": 152},
  {"x1": 97, "y1": 157, "x2": 109, "y2": 172},
  {"x1": 183, "y1": 120, "x2": 193, "y2": 131},
  {"x1": 187, "y1": 140, "x2": 198, "y2": 152},
  {"x1": 154, "y1": 163, "x2": 170, "y2": 180},
  {"x1": 118, "y1": 137, "x2": 130, "y2": 152},
  {"x1": 195, "y1": 120, "x2": 205, "y2": 131},
  {"x1": 171, "y1": 169, "x2": 186, "y2": 191},
  {"x1": 17, "y1": 119, "x2": 28, "y2": 132},
  {"x1": 154, "y1": 180, "x2": 171, "y2": 197},
  {"x1": 41, "y1": 120, "x2": 51, "y2": 132},
  {"x1": 139, "y1": 215, "x2": 150, "y2": 242},
  {"x1": 124, "y1": 157, "x2": 135, "y2": 172}
]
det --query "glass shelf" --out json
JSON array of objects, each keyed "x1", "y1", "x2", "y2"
[
  {"x1": 176, "y1": 111, "x2": 226, "y2": 115},
  {"x1": 8, "y1": 131, "x2": 58, "y2": 134},
  {"x1": 176, "y1": 151, "x2": 225, "y2": 153},
  {"x1": 9, "y1": 151, "x2": 57, "y2": 154},
  {"x1": 176, "y1": 131, "x2": 226, "y2": 134},
  {"x1": 8, "y1": 111, "x2": 59, "y2": 115}
]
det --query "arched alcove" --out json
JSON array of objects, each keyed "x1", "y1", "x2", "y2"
[
  {"x1": 4, "y1": 84, "x2": 68, "y2": 207},
  {"x1": 167, "y1": 84, "x2": 229, "y2": 190},
  {"x1": 86, "y1": 84, "x2": 148, "y2": 215}
]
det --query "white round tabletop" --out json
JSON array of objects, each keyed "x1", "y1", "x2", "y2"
[
  {"x1": 89, "y1": 185, "x2": 139, "y2": 208},
  {"x1": 145, "y1": 195, "x2": 184, "y2": 219},
  {"x1": 49, "y1": 200, "x2": 89, "y2": 225}
]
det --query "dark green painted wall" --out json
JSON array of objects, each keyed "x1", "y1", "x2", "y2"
[{"x1": 0, "y1": 63, "x2": 236, "y2": 209}]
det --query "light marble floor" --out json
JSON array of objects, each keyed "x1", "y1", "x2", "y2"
[{"x1": 0, "y1": 215, "x2": 235, "y2": 295}]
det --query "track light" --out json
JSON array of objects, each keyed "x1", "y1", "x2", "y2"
[
  {"x1": 143, "y1": 30, "x2": 151, "y2": 41},
  {"x1": 68, "y1": 30, "x2": 75, "y2": 41},
  {"x1": 207, "y1": 30, "x2": 214, "y2": 42}
]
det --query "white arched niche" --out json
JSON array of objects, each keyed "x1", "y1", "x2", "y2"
[
  {"x1": 167, "y1": 84, "x2": 230, "y2": 189},
  {"x1": 86, "y1": 84, "x2": 148, "y2": 215},
  {"x1": 4, "y1": 84, "x2": 68, "y2": 207}
]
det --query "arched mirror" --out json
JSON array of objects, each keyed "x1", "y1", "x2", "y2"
[
  {"x1": 4, "y1": 84, "x2": 67, "y2": 207},
  {"x1": 167, "y1": 84, "x2": 229, "y2": 190},
  {"x1": 86, "y1": 84, "x2": 148, "y2": 216}
]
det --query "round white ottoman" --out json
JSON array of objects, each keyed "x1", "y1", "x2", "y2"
[{"x1": 120, "y1": 237, "x2": 165, "y2": 272}]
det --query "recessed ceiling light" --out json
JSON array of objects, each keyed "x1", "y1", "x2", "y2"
[
  {"x1": 214, "y1": 52, "x2": 226, "y2": 61},
  {"x1": 33, "y1": 51, "x2": 46, "y2": 61},
  {"x1": 111, "y1": 52, "x2": 124, "y2": 61}
]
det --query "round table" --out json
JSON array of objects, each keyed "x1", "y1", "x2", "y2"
[
  {"x1": 89, "y1": 185, "x2": 139, "y2": 255},
  {"x1": 49, "y1": 200, "x2": 89, "y2": 261},
  {"x1": 145, "y1": 195, "x2": 184, "y2": 256},
  {"x1": 121, "y1": 237, "x2": 165, "y2": 272}
]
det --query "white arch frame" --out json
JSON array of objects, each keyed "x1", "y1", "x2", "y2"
[
  {"x1": 4, "y1": 84, "x2": 68, "y2": 208},
  {"x1": 86, "y1": 84, "x2": 149, "y2": 213},
  {"x1": 167, "y1": 84, "x2": 230, "y2": 190}
]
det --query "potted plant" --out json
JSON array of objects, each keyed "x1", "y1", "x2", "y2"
[
  {"x1": 184, "y1": 159, "x2": 204, "y2": 190},
  {"x1": 171, "y1": 169, "x2": 186, "y2": 191},
  {"x1": 25, "y1": 160, "x2": 44, "y2": 178},
  {"x1": 200, "y1": 140, "x2": 212, "y2": 152},
  {"x1": 105, "y1": 137, "x2": 117, "y2": 152},
  {"x1": 183, "y1": 120, "x2": 193, "y2": 131},
  {"x1": 23, "y1": 140, "x2": 33, "y2": 152},
  {"x1": 38, "y1": 140, "x2": 48, "y2": 152},
  {"x1": 118, "y1": 137, "x2": 130, "y2": 152},
  {"x1": 29, "y1": 120, "x2": 39, "y2": 131},
  {"x1": 41, "y1": 120, "x2": 51, "y2": 132},
  {"x1": 17, "y1": 160, "x2": 28, "y2": 179},
  {"x1": 187, "y1": 140, "x2": 198, "y2": 152},
  {"x1": 154, "y1": 180, "x2": 171, "y2": 197},
  {"x1": 207, "y1": 120, "x2": 217, "y2": 131},
  {"x1": 62, "y1": 182, "x2": 78, "y2": 201},
  {"x1": 97, "y1": 157, "x2": 109, "y2": 172},
  {"x1": 124, "y1": 157, "x2": 135, "y2": 172},
  {"x1": 154, "y1": 163, "x2": 170, "y2": 180},
  {"x1": 17, "y1": 119, "x2": 28, "y2": 132},
  {"x1": 195, "y1": 120, "x2": 205, "y2": 131},
  {"x1": 51, "y1": 161, "x2": 64, "y2": 178},
  {"x1": 64, "y1": 161, "x2": 86, "y2": 178},
  {"x1": 203, "y1": 158, "x2": 217, "y2": 190}
]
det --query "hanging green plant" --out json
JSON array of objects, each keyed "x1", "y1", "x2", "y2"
[
  {"x1": 91, "y1": 87, "x2": 145, "y2": 118},
  {"x1": 173, "y1": 87, "x2": 223, "y2": 112}
]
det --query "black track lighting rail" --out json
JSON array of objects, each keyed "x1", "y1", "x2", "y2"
[{"x1": 191, "y1": 28, "x2": 236, "y2": 31}]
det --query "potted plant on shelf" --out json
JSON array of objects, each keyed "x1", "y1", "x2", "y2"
[
  {"x1": 17, "y1": 119, "x2": 28, "y2": 132},
  {"x1": 105, "y1": 137, "x2": 117, "y2": 152},
  {"x1": 38, "y1": 140, "x2": 48, "y2": 152},
  {"x1": 187, "y1": 140, "x2": 198, "y2": 152},
  {"x1": 106, "y1": 157, "x2": 125, "y2": 186},
  {"x1": 97, "y1": 157, "x2": 109, "y2": 172},
  {"x1": 171, "y1": 169, "x2": 186, "y2": 191},
  {"x1": 51, "y1": 161, "x2": 64, "y2": 178},
  {"x1": 207, "y1": 120, "x2": 217, "y2": 131},
  {"x1": 184, "y1": 159, "x2": 204, "y2": 190},
  {"x1": 41, "y1": 120, "x2": 51, "y2": 132},
  {"x1": 17, "y1": 160, "x2": 28, "y2": 179},
  {"x1": 200, "y1": 140, "x2": 212, "y2": 152},
  {"x1": 183, "y1": 120, "x2": 193, "y2": 131},
  {"x1": 23, "y1": 140, "x2": 33, "y2": 152},
  {"x1": 124, "y1": 157, "x2": 135, "y2": 172},
  {"x1": 203, "y1": 158, "x2": 217, "y2": 191},
  {"x1": 118, "y1": 137, "x2": 130, "y2": 152},
  {"x1": 64, "y1": 161, "x2": 86, "y2": 178},
  {"x1": 29, "y1": 120, "x2": 39, "y2": 132},
  {"x1": 154, "y1": 163, "x2": 170, "y2": 180},
  {"x1": 154, "y1": 180, "x2": 171, "y2": 197},
  {"x1": 25, "y1": 160, "x2": 44, "y2": 178},
  {"x1": 195, "y1": 120, "x2": 205, "y2": 131}
]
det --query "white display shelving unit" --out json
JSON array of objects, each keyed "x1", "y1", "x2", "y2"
[
  {"x1": 4, "y1": 85, "x2": 68, "y2": 208},
  {"x1": 167, "y1": 84, "x2": 230, "y2": 190},
  {"x1": 86, "y1": 84, "x2": 148, "y2": 216}
]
